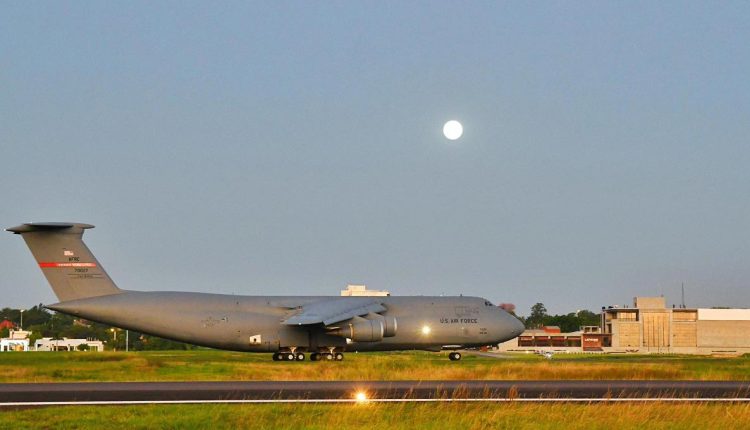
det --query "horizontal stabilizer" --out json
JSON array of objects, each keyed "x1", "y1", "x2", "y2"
[{"x1": 7, "y1": 222, "x2": 95, "y2": 234}]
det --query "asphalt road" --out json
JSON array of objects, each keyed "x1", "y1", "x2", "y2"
[{"x1": 2, "y1": 380, "x2": 750, "y2": 405}]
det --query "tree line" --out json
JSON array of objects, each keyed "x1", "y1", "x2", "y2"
[
  {"x1": 515, "y1": 302, "x2": 601, "y2": 332},
  {"x1": 0, "y1": 305, "x2": 197, "y2": 351}
]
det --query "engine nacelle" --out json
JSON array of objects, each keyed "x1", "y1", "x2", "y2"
[
  {"x1": 328, "y1": 317, "x2": 384, "y2": 342},
  {"x1": 381, "y1": 315, "x2": 397, "y2": 338},
  {"x1": 365, "y1": 313, "x2": 397, "y2": 337}
]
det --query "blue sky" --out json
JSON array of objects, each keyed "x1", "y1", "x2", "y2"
[{"x1": 1, "y1": 2, "x2": 749, "y2": 315}]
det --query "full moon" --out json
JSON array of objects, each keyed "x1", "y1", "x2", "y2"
[{"x1": 443, "y1": 120, "x2": 463, "y2": 140}]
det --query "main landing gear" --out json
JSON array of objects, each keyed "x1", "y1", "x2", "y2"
[
  {"x1": 272, "y1": 352, "x2": 305, "y2": 361},
  {"x1": 274, "y1": 347, "x2": 344, "y2": 361},
  {"x1": 309, "y1": 352, "x2": 344, "y2": 361},
  {"x1": 448, "y1": 352, "x2": 462, "y2": 361}
]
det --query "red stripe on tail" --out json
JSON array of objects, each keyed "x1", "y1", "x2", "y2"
[{"x1": 39, "y1": 262, "x2": 97, "y2": 268}]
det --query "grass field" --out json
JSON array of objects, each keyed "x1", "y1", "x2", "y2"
[
  {"x1": 1, "y1": 350, "x2": 749, "y2": 382},
  {"x1": 2, "y1": 351, "x2": 749, "y2": 429},
  {"x1": 2, "y1": 402, "x2": 750, "y2": 430}
]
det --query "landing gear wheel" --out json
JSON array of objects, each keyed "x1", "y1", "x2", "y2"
[
  {"x1": 272, "y1": 353, "x2": 281, "y2": 361},
  {"x1": 310, "y1": 353, "x2": 319, "y2": 361},
  {"x1": 448, "y1": 352, "x2": 462, "y2": 361},
  {"x1": 324, "y1": 353, "x2": 334, "y2": 360},
  {"x1": 334, "y1": 352, "x2": 344, "y2": 361},
  {"x1": 286, "y1": 353, "x2": 295, "y2": 361},
  {"x1": 296, "y1": 353, "x2": 305, "y2": 361}
]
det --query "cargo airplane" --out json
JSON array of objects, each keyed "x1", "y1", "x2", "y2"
[{"x1": 8, "y1": 222, "x2": 524, "y2": 361}]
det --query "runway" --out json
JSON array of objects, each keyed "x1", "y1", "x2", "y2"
[{"x1": 2, "y1": 380, "x2": 750, "y2": 406}]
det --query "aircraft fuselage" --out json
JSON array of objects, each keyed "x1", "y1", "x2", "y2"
[{"x1": 48, "y1": 291, "x2": 524, "y2": 352}]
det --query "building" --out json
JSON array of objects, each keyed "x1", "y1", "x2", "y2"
[
  {"x1": 603, "y1": 296, "x2": 750, "y2": 354},
  {"x1": 6, "y1": 329, "x2": 30, "y2": 340},
  {"x1": 34, "y1": 338, "x2": 104, "y2": 352},
  {"x1": 0, "y1": 330, "x2": 31, "y2": 352},
  {"x1": 517, "y1": 326, "x2": 581, "y2": 348},
  {"x1": 340, "y1": 284, "x2": 390, "y2": 297},
  {"x1": 499, "y1": 325, "x2": 610, "y2": 353},
  {"x1": 498, "y1": 296, "x2": 750, "y2": 355},
  {"x1": 0, "y1": 338, "x2": 29, "y2": 351}
]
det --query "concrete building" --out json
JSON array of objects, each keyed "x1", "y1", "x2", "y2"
[
  {"x1": 0, "y1": 338, "x2": 29, "y2": 351},
  {"x1": 0, "y1": 330, "x2": 31, "y2": 352},
  {"x1": 34, "y1": 337, "x2": 104, "y2": 352},
  {"x1": 603, "y1": 296, "x2": 750, "y2": 354},
  {"x1": 340, "y1": 284, "x2": 390, "y2": 297}
]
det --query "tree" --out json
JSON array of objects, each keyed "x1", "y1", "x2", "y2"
[
  {"x1": 22, "y1": 305, "x2": 52, "y2": 326},
  {"x1": 526, "y1": 303, "x2": 548, "y2": 328},
  {"x1": 545, "y1": 313, "x2": 579, "y2": 332},
  {"x1": 0, "y1": 304, "x2": 51, "y2": 328},
  {"x1": 521, "y1": 308, "x2": 603, "y2": 332},
  {"x1": 27, "y1": 324, "x2": 46, "y2": 347},
  {"x1": 576, "y1": 310, "x2": 600, "y2": 327}
]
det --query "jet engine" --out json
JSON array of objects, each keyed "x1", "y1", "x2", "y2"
[
  {"x1": 364, "y1": 312, "x2": 397, "y2": 337},
  {"x1": 328, "y1": 316, "x2": 384, "y2": 342}
]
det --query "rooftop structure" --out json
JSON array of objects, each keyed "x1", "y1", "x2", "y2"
[
  {"x1": 6, "y1": 330, "x2": 30, "y2": 340},
  {"x1": 340, "y1": 284, "x2": 390, "y2": 297}
]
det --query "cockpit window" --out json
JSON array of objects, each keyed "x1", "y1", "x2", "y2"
[{"x1": 484, "y1": 300, "x2": 494, "y2": 306}]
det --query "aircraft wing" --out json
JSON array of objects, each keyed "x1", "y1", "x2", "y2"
[{"x1": 282, "y1": 297, "x2": 386, "y2": 326}]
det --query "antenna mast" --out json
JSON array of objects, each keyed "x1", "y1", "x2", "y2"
[{"x1": 681, "y1": 283, "x2": 686, "y2": 309}]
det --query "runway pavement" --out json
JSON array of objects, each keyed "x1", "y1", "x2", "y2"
[{"x1": 2, "y1": 380, "x2": 750, "y2": 406}]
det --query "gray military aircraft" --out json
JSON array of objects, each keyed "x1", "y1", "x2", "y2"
[{"x1": 8, "y1": 222, "x2": 524, "y2": 361}]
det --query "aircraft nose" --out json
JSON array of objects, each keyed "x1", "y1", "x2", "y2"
[
  {"x1": 494, "y1": 309, "x2": 525, "y2": 342},
  {"x1": 510, "y1": 315, "x2": 525, "y2": 337}
]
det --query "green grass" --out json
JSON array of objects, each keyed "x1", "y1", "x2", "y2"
[
  {"x1": 2, "y1": 402, "x2": 750, "y2": 430},
  {"x1": 1, "y1": 350, "x2": 749, "y2": 382},
  {"x1": 3, "y1": 351, "x2": 750, "y2": 429}
]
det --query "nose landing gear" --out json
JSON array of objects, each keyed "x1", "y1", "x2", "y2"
[{"x1": 448, "y1": 352, "x2": 462, "y2": 361}]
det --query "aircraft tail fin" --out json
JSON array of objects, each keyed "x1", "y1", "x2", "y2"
[{"x1": 7, "y1": 222, "x2": 122, "y2": 302}]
